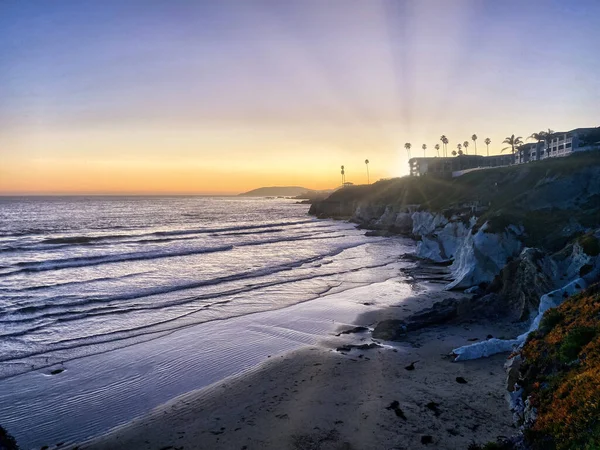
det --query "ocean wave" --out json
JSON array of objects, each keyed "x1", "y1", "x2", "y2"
[
  {"x1": 3, "y1": 230, "x2": 348, "y2": 275},
  {"x1": 0, "y1": 252, "x2": 394, "y2": 361},
  {"x1": 2, "y1": 219, "x2": 321, "y2": 254},
  {"x1": 0, "y1": 247, "x2": 356, "y2": 322},
  {"x1": 10, "y1": 245, "x2": 235, "y2": 274}
]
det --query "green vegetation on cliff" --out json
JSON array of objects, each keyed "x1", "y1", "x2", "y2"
[{"x1": 519, "y1": 283, "x2": 600, "y2": 450}]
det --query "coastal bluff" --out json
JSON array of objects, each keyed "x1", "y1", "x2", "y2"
[
  {"x1": 310, "y1": 150, "x2": 600, "y2": 448},
  {"x1": 310, "y1": 151, "x2": 600, "y2": 320}
]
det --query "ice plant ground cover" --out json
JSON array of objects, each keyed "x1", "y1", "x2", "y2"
[{"x1": 518, "y1": 283, "x2": 600, "y2": 450}]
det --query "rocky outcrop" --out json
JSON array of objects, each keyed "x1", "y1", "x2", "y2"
[
  {"x1": 309, "y1": 152, "x2": 600, "y2": 323},
  {"x1": 445, "y1": 222, "x2": 523, "y2": 289},
  {"x1": 485, "y1": 248, "x2": 556, "y2": 321}
]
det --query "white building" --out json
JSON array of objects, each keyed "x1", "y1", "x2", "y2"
[{"x1": 518, "y1": 127, "x2": 600, "y2": 164}]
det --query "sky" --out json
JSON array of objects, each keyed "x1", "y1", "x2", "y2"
[{"x1": 1, "y1": 0, "x2": 599, "y2": 194}]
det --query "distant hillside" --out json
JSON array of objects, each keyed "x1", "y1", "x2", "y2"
[{"x1": 238, "y1": 186, "x2": 310, "y2": 197}]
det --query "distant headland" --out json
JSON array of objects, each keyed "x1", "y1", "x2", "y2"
[{"x1": 238, "y1": 186, "x2": 333, "y2": 199}]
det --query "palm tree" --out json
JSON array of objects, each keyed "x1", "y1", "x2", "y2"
[
  {"x1": 440, "y1": 135, "x2": 447, "y2": 157},
  {"x1": 442, "y1": 136, "x2": 449, "y2": 157},
  {"x1": 422, "y1": 144, "x2": 427, "y2": 157},
  {"x1": 452, "y1": 150, "x2": 457, "y2": 156},
  {"x1": 434, "y1": 144, "x2": 440, "y2": 157},
  {"x1": 457, "y1": 143, "x2": 462, "y2": 155},
  {"x1": 544, "y1": 129, "x2": 555, "y2": 157},
  {"x1": 471, "y1": 134, "x2": 478, "y2": 155},
  {"x1": 484, "y1": 137, "x2": 491, "y2": 156},
  {"x1": 502, "y1": 135, "x2": 524, "y2": 162},
  {"x1": 404, "y1": 143, "x2": 412, "y2": 159},
  {"x1": 528, "y1": 131, "x2": 548, "y2": 160},
  {"x1": 365, "y1": 159, "x2": 370, "y2": 184},
  {"x1": 341, "y1": 165, "x2": 345, "y2": 185},
  {"x1": 517, "y1": 144, "x2": 526, "y2": 163},
  {"x1": 528, "y1": 131, "x2": 546, "y2": 142},
  {"x1": 463, "y1": 141, "x2": 469, "y2": 155}
]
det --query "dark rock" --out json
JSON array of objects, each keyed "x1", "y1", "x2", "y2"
[
  {"x1": 0, "y1": 425, "x2": 19, "y2": 450},
  {"x1": 335, "y1": 326, "x2": 369, "y2": 337},
  {"x1": 421, "y1": 435, "x2": 433, "y2": 445},
  {"x1": 365, "y1": 230, "x2": 395, "y2": 237},
  {"x1": 425, "y1": 401, "x2": 442, "y2": 417},
  {"x1": 404, "y1": 361, "x2": 418, "y2": 371},
  {"x1": 336, "y1": 343, "x2": 381, "y2": 352},
  {"x1": 385, "y1": 401, "x2": 407, "y2": 420},
  {"x1": 485, "y1": 248, "x2": 554, "y2": 321},
  {"x1": 373, "y1": 298, "x2": 460, "y2": 340},
  {"x1": 50, "y1": 368, "x2": 64, "y2": 375},
  {"x1": 455, "y1": 377, "x2": 468, "y2": 384}
]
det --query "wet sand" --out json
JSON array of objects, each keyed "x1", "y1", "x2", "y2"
[{"x1": 80, "y1": 283, "x2": 520, "y2": 450}]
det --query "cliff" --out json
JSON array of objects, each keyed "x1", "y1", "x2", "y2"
[
  {"x1": 310, "y1": 151, "x2": 600, "y2": 448},
  {"x1": 310, "y1": 151, "x2": 600, "y2": 320}
]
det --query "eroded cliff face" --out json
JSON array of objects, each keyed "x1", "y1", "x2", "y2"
[
  {"x1": 309, "y1": 153, "x2": 600, "y2": 322},
  {"x1": 330, "y1": 204, "x2": 528, "y2": 292}
]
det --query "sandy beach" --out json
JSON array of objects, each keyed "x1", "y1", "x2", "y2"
[{"x1": 80, "y1": 279, "x2": 520, "y2": 450}]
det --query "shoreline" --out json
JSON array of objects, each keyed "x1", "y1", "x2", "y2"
[
  {"x1": 78, "y1": 276, "x2": 521, "y2": 450},
  {"x1": 0, "y1": 250, "x2": 412, "y2": 449}
]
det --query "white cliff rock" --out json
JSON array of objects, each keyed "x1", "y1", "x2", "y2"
[
  {"x1": 446, "y1": 222, "x2": 523, "y2": 290},
  {"x1": 519, "y1": 277, "x2": 588, "y2": 339},
  {"x1": 453, "y1": 338, "x2": 520, "y2": 362},
  {"x1": 374, "y1": 206, "x2": 397, "y2": 229},
  {"x1": 416, "y1": 237, "x2": 444, "y2": 262},
  {"x1": 452, "y1": 277, "x2": 588, "y2": 361},
  {"x1": 411, "y1": 211, "x2": 448, "y2": 236}
]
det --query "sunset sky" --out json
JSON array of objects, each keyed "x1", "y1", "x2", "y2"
[{"x1": 1, "y1": 0, "x2": 599, "y2": 194}]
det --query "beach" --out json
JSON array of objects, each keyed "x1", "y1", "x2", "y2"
[
  {"x1": 0, "y1": 197, "x2": 521, "y2": 449},
  {"x1": 80, "y1": 279, "x2": 519, "y2": 450}
]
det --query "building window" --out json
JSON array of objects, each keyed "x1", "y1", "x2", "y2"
[
  {"x1": 558, "y1": 144, "x2": 564, "y2": 150},
  {"x1": 566, "y1": 142, "x2": 572, "y2": 148}
]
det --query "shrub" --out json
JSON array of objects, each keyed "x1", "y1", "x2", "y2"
[
  {"x1": 558, "y1": 326, "x2": 596, "y2": 362},
  {"x1": 580, "y1": 264, "x2": 594, "y2": 277},
  {"x1": 539, "y1": 309, "x2": 563, "y2": 334},
  {"x1": 579, "y1": 234, "x2": 600, "y2": 256}
]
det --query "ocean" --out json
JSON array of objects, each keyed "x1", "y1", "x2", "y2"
[{"x1": 0, "y1": 196, "x2": 413, "y2": 447}]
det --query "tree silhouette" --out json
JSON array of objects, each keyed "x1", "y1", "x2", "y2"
[
  {"x1": 422, "y1": 144, "x2": 427, "y2": 157},
  {"x1": 463, "y1": 141, "x2": 469, "y2": 155},
  {"x1": 440, "y1": 135, "x2": 448, "y2": 157},
  {"x1": 457, "y1": 143, "x2": 462, "y2": 155},
  {"x1": 484, "y1": 137, "x2": 491, "y2": 156},
  {"x1": 544, "y1": 129, "x2": 555, "y2": 157},
  {"x1": 471, "y1": 134, "x2": 478, "y2": 155},
  {"x1": 404, "y1": 143, "x2": 412, "y2": 159},
  {"x1": 434, "y1": 144, "x2": 440, "y2": 157},
  {"x1": 341, "y1": 165, "x2": 345, "y2": 185},
  {"x1": 365, "y1": 159, "x2": 370, "y2": 184},
  {"x1": 502, "y1": 135, "x2": 524, "y2": 161},
  {"x1": 452, "y1": 150, "x2": 457, "y2": 156}
]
